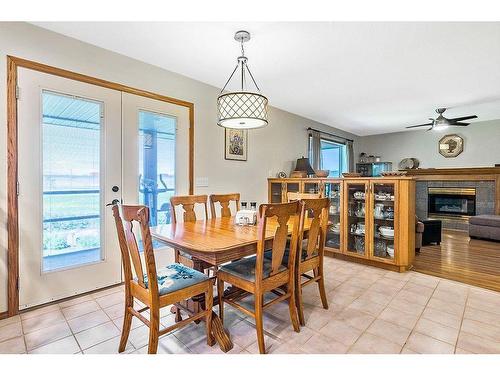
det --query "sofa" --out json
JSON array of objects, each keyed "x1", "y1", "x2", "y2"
[{"x1": 469, "y1": 215, "x2": 500, "y2": 241}]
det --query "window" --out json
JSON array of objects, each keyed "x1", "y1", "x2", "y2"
[
  {"x1": 309, "y1": 135, "x2": 348, "y2": 177},
  {"x1": 319, "y1": 139, "x2": 347, "y2": 177}
]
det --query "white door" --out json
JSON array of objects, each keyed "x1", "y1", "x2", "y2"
[
  {"x1": 121, "y1": 92, "x2": 190, "y2": 267},
  {"x1": 17, "y1": 68, "x2": 123, "y2": 309}
]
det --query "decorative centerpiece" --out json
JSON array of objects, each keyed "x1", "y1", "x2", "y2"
[{"x1": 293, "y1": 157, "x2": 315, "y2": 177}]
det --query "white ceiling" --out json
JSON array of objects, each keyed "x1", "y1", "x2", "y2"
[{"x1": 33, "y1": 22, "x2": 500, "y2": 135}]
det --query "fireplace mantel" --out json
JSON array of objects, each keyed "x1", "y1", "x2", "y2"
[
  {"x1": 407, "y1": 167, "x2": 500, "y2": 216},
  {"x1": 405, "y1": 167, "x2": 500, "y2": 177}
]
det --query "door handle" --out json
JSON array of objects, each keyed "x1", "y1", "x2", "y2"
[{"x1": 106, "y1": 199, "x2": 121, "y2": 206}]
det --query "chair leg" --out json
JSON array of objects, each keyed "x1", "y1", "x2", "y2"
[
  {"x1": 148, "y1": 306, "x2": 160, "y2": 354},
  {"x1": 288, "y1": 281, "x2": 300, "y2": 333},
  {"x1": 317, "y1": 266, "x2": 328, "y2": 310},
  {"x1": 296, "y1": 279, "x2": 305, "y2": 326},
  {"x1": 205, "y1": 282, "x2": 214, "y2": 346},
  {"x1": 119, "y1": 300, "x2": 133, "y2": 352},
  {"x1": 254, "y1": 293, "x2": 266, "y2": 354},
  {"x1": 217, "y1": 278, "x2": 225, "y2": 325}
]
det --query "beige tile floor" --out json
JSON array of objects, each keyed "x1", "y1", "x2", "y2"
[{"x1": 2, "y1": 257, "x2": 500, "y2": 354}]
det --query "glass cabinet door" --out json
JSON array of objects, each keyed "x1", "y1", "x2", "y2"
[
  {"x1": 286, "y1": 182, "x2": 300, "y2": 194},
  {"x1": 346, "y1": 181, "x2": 368, "y2": 257},
  {"x1": 371, "y1": 181, "x2": 397, "y2": 262},
  {"x1": 303, "y1": 181, "x2": 320, "y2": 194},
  {"x1": 324, "y1": 182, "x2": 341, "y2": 251},
  {"x1": 270, "y1": 182, "x2": 283, "y2": 203}
]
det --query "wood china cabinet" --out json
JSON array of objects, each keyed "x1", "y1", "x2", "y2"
[{"x1": 267, "y1": 177, "x2": 415, "y2": 272}]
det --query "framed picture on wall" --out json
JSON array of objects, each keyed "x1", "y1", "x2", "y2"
[{"x1": 225, "y1": 128, "x2": 248, "y2": 161}]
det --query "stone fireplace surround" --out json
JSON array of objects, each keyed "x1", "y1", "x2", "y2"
[
  {"x1": 406, "y1": 167, "x2": 500, "y2": 231},
  {"x1": 416, "y1": 180, "x2": 495, "y2": 230}
]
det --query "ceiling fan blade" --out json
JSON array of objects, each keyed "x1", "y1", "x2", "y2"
[
  {"x1": 449, "y1": 115, "x2": 477, "y2": 122},
  {"x1": 451, "y1": 122, "x2": 470, "y2": 126},
  {"x1": 406, "y1": 123, "x2": 434, "y2": 129}
]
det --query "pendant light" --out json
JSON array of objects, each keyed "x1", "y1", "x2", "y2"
[{"x1": 217, "y1": 30, "x2": 269, "y2": 129}]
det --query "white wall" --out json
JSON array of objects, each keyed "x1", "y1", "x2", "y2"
[
  {"x1": 0, "y1": 22, "x2": 359, "y2": 313},
  {"x1": 357, "y1": 119, "x2": 500, "y2": 169}
]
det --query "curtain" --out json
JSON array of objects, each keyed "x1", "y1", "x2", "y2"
[
  {"x1": 309, "y1": 129, "x2": 321, "y2": 171},
  {"x1": 346, "y1": 140, "x2": 355, "y2": 172}
]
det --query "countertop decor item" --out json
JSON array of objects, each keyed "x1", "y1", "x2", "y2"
[
  {"x1": 217, "y1": 30, "x2": 268, "y2": 129},
  {"x1": 225, "y1": 128, "x2": 248, "y2": 161},
  {"x1": 315, "y1": 169, "x2": 329, "y2": 177},
  {"x1": 439, "y1": 134, "x2": 464, "y2": 158},
  {"x1": 294, "y1": 157, "x2": 316, "y2": 176},
  {"x1": 276, "y1": 171, "x2": 287, "y2": 178},
  {"x1": 398, "y1": 158, "x2": 420, "y2": 170}
]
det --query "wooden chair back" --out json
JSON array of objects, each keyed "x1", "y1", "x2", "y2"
[
  {"x1": 170, "y1": 195, "x2": 209, "y2": 224},
  {"x1": 209, "y1": 193, "x2": 241, "y2": 218},
  {"x1": 298, "y1": 198, "x2": 330, "y2": 260},
  {"x1": 287, "y1": 192, "x2": 321, "y2": 202},
  {"x1": 256, "y1": 201, "x2": 302, "y2": 281},
  {"x1": 112, "y1": 205, "x2": 158, "y2": 296}
]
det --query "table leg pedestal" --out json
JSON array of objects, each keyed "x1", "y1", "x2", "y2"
[{"x1": 173, "y1": 250, "x2": 234, "y2": 352}]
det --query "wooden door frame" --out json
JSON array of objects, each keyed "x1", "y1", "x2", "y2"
[{"x1": 5, "y1": 55, "x2": 195, "y2": 317}]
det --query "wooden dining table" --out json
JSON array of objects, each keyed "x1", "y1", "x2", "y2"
[{"x1": 150, "y1": 215, "x2": 314, "y2": 352}]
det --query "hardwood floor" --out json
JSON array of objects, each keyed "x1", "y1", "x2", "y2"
[{"x1": 414, "y1": 230, "x2": 500, "y2": 292}]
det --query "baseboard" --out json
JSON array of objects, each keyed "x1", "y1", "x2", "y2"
[{"x1": 0, "y1": 311, "x2": 10, "y2": 320}]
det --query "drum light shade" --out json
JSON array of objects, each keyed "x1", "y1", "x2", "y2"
[
  {"x1": 217, "y1": 92, "x2": 268, "y2": 129},
  {"x1": 217, "y1": 30, "x2": 269, "y2": 130}
]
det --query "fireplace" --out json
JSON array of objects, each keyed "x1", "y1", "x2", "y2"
[{"x1": 428, "y1": 187, "x2": 476, "y2": 219}]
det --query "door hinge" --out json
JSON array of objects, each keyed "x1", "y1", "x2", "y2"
[
  {"x1": 15, "y1": 85, "x2": 20, "y2": 99},
  {"x1": 16, "y1": 181, "x2": 20, "y2": 196},
  {"x1": 16, "y1": 276, "x2": 19, "y2": 291}
]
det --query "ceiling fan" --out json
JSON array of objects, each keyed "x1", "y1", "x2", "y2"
[{"x1": 405, "y1": 108, "x2": 478, "y2": 131}]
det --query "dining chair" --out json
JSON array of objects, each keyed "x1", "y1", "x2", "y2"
[
  {"x1": 112, "y1": 204, "x2": 213, "y2": 354},
  {"x1": 209, "y1": 193, "x2": 240, "y2": 218},
  {"x1": 216, "y1": 201, "x2": 302, "y2": 354},
  {"x1": 170, "y1": 194, "x2": 209, "y2": 224},
  {"x1": 287, "y1": 192, "x2": 321, "y2": 202},
  {"x1": 170, "y1": 194, "x2": 211, "y2": 265},
  {"x1": 294, "y1": 197, "x2": 330, "y2": 326},
  {"x1": 169, "y1": 194, "x2": 214, "y2": 321}
]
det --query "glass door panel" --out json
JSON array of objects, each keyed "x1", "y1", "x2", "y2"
[
  {"x1": 270, "y1": 182, "x2": 283, "y2": 203},
  {"x1": 303, "y1": 181, "x2": 320, "y2": 194},
  {"x1": 138, "y1": 110, "x2": 176, "y2": 226},
  {"x1": 42, "y1": 91, "x2": 103, "y2": 272},
  {"x1": 372, "y1": 182, "x2": 396, "y2": 262},
  {"x1": 286, "y1": 182, "x2": 300, "y2": 194},
  {"x1": 346, "y1": 182, "x2": 368, "y2": 256},
  {"x1": 325, "y1": 182, "x2": 341, "y2": 250}
]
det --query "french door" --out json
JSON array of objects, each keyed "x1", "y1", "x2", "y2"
[{"x1": 17, "y1": 69, "x2": 188, "y2": 309}]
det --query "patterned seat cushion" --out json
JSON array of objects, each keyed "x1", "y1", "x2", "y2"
[
  {"x1": 219, "y1": 256, "x2": 287, "y2": 282},
  {"x1": 139, "y1": 263, "x2": 209, "y2": 296}
]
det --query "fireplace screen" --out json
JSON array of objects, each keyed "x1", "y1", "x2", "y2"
[{"x1": 428, "y1": 187, "x2": 476, "y2": 218}]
